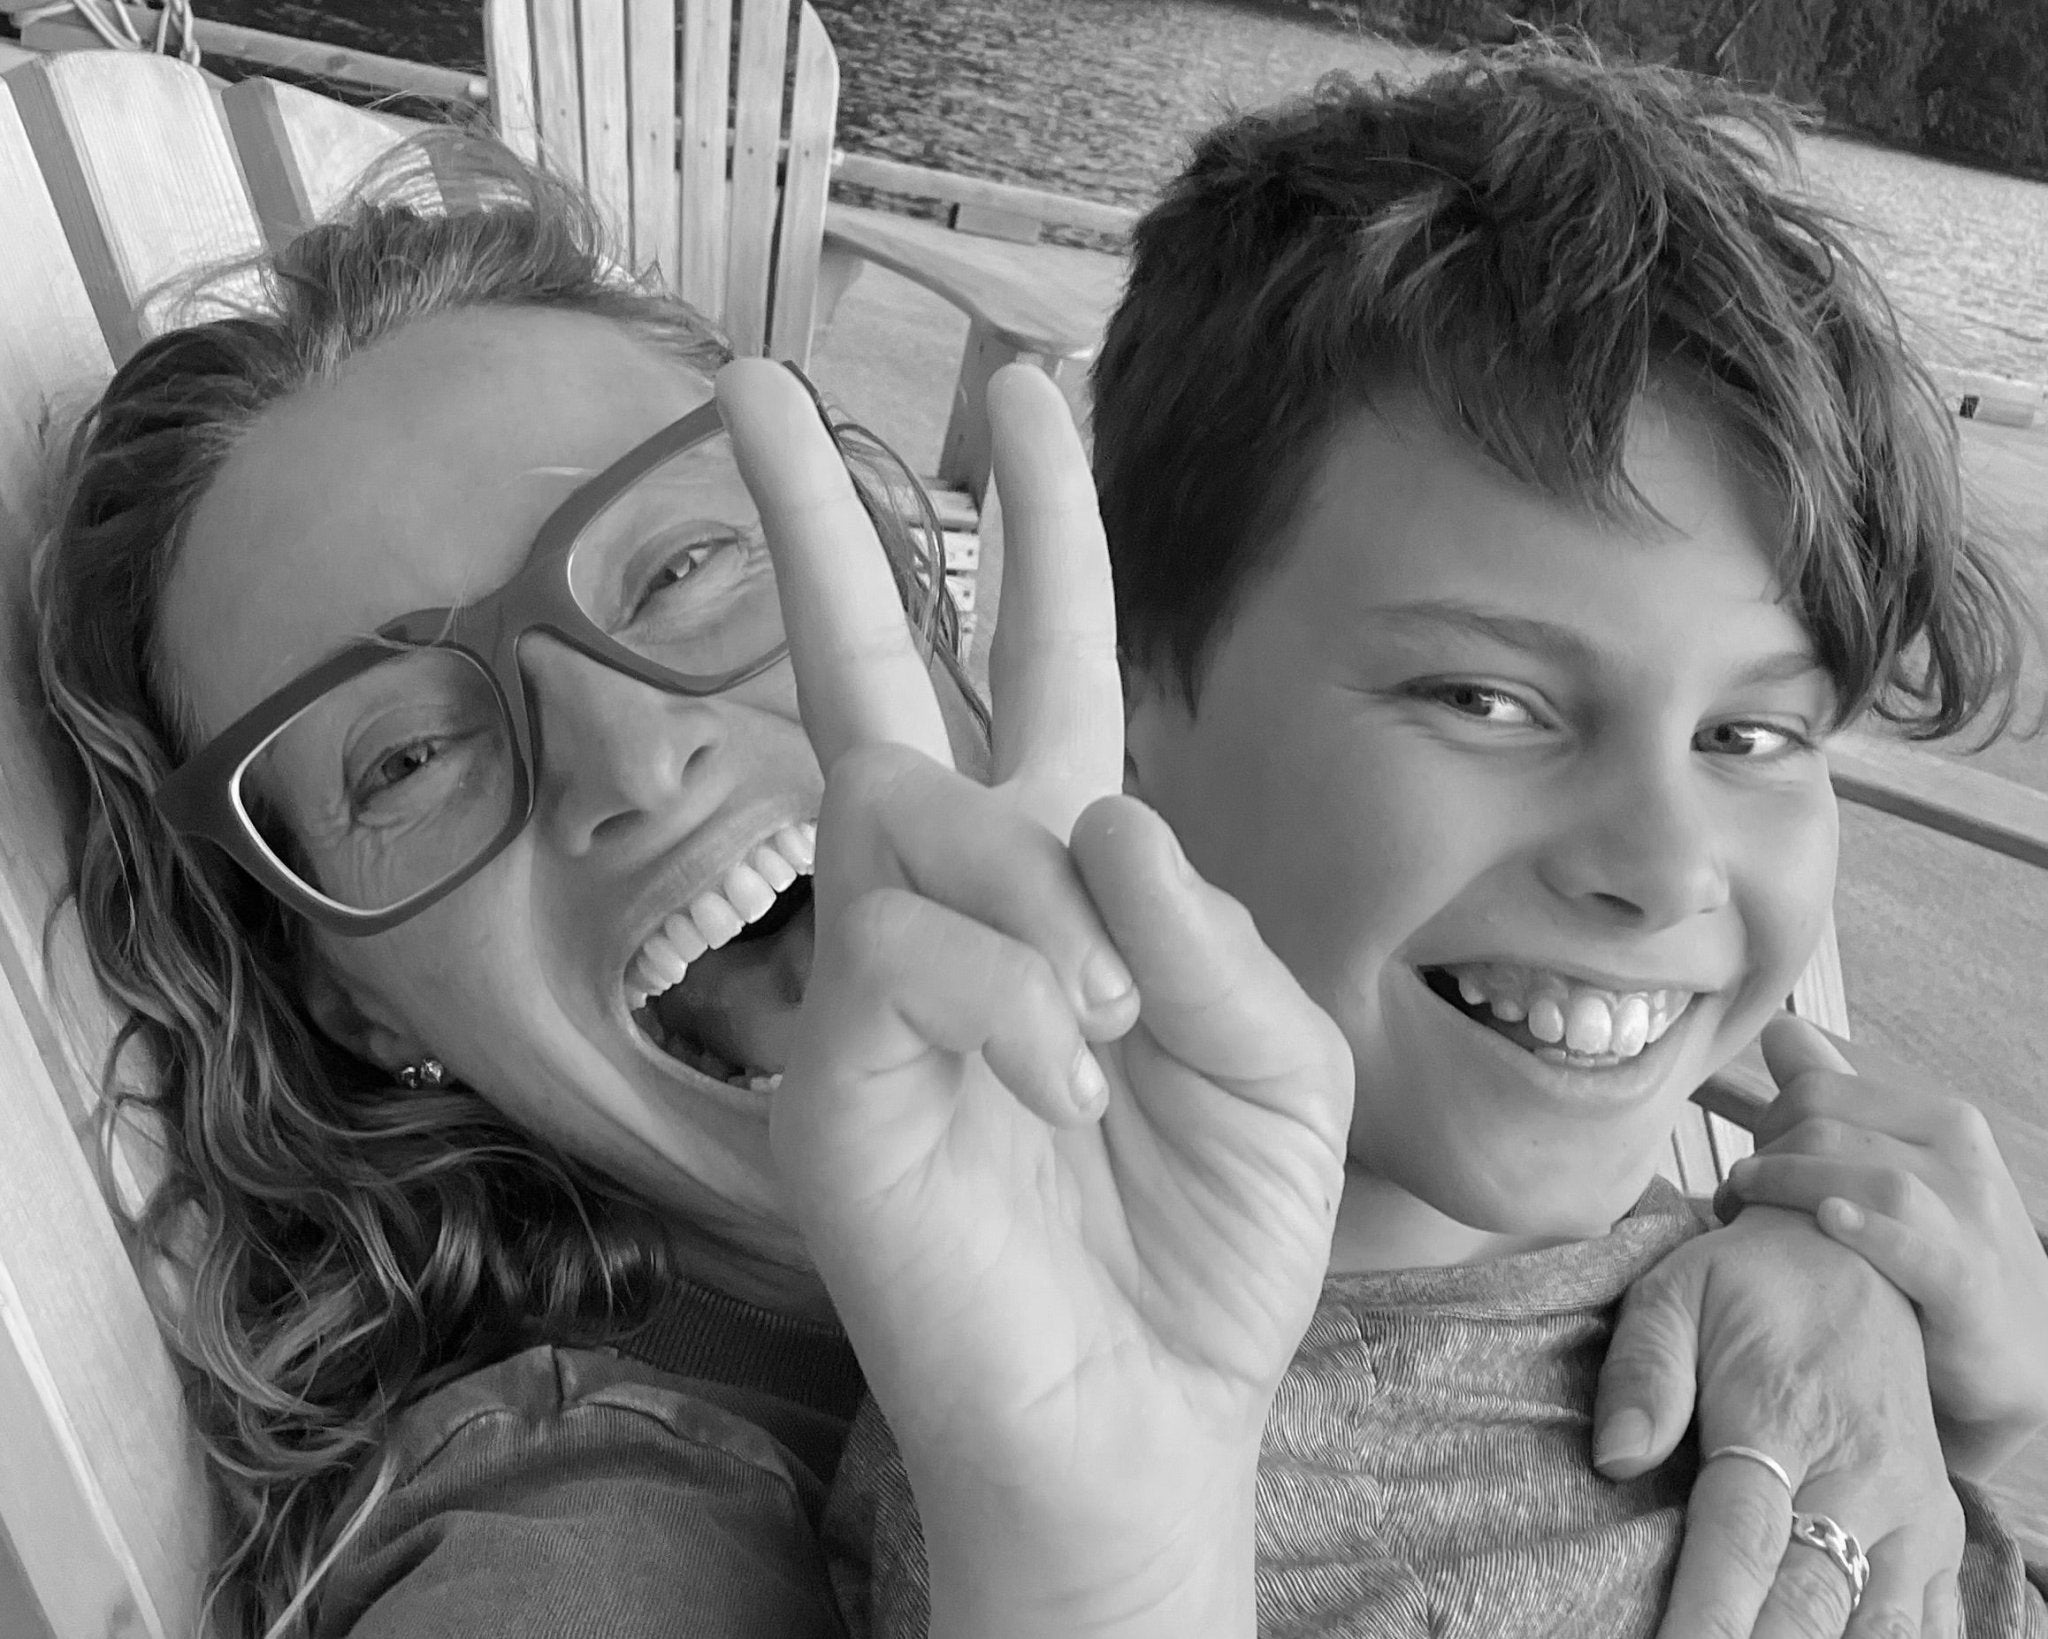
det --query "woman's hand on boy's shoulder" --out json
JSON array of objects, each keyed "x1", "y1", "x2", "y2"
[
  {"x1": 1595, "y1": 1201, "x2": 1966, "y2": 1639},
  {"x1": 1720, "y1": 1016, "x2": 2048, "y2": 1480},
  {"x1": 720, "y1": 359, "x2": 1353, "y2": 1639}
]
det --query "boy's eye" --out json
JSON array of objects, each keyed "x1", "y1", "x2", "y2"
[
  {"x1": 1424, "y1": 681, "x2": 1540, "y2": 726},
  {"x1": 1696, "y1": 720, "x2": 1808, "y2": 758}
]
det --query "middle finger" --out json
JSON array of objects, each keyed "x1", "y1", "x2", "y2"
[{"x1": 984, "y1": 365, "x2": 1126, "y2": 832}]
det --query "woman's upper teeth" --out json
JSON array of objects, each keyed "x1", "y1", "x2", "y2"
[
  {"x1": 624, "y1": 823, "x2": 816, "y2": 1009},
  {"x1": 1446, "y1": 961, "x2": 1692, "y2": 1058}
]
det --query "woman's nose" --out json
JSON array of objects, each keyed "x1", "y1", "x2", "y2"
[
  {"x1": 521, "y1": 637, "x2": 727, "y2": 857},
  {"x1": 1537, "y1": 753, "x2": 1731, "y2": 930}
]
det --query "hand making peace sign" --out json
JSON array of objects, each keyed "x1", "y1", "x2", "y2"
[{"x1": 718, "y1": 359, "x2": 1354, "y2": 1639}]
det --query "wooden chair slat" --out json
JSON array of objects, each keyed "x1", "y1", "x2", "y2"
[
  {"x1": 220, "y1": 79, "x2": 414, "y2": 247},
  {"x1": 676, "y1": 0, "x2": 730, "y2": 319},
  {"x1": 1789, "y1": 906, "x2": 1852, "y2": 1036},
  {"x1": 0, "y1": 78, "x2": 109, "y2": 522},
  {"x1": 577, "y1": 0, "x2": 634, "y2": 257},
  {"x1": 484, "y1": 0, "x2": 541, "y2": 165},
  {"x1": 625, "y1": 0, "x2": 677, "y2": 283},
  {"x1": 1704, "y1": 1110, "x2": 1754, "y2": 1175},
  {"x1": 767, "y1": 2, "x2": 835, "y2": 367},
  {"x1": 723, "y1": 0, "x2": 792, "y2": 356},
  {"x1": 8, "y1": 54, "x2": 261, "y2": 360},
  {"x1": 0, "y1": 966, "x2": 211, "y2": 1639},
  {"x1": 530, "y1": 0, "x2": 584, "y2": 187}
]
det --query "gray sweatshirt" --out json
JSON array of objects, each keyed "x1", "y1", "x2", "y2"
[{"x1": 824, "y1": 1182, "x2": 2048, "y2": 1638}]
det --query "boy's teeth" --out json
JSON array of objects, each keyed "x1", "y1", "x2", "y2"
[
  {"x1": 1612, "y1": 994, "x2": 1651, "y2": 1057},
  {"x1": 1564, "y1": 993, "x2": 1613, "y2": 1056},
  {"x1": 1440, "y1": 960, "x2": 1693, "y2": 1063}
]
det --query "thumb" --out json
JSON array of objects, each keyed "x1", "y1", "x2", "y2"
[
  {"x1": 1759, "y1": 1012, "x2": 1858, "y2": 1088},
  {"x1": 1594, "y1": 1251, "x2": 1706, "y2": 1479}
]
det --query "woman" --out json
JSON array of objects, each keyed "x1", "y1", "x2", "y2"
[{"x1": 32, "y1": 133, "x2": 1975, "y2": 1638}]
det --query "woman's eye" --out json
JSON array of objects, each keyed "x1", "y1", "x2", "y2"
[
  {"x1": 1696, "y1": 720, "x2": 1808, "y2": 758},
  {"x1": 629, "y1": 533, "x2": 743, "y2": 618},
  {"x1": 357, "y1": 739, "x2": 442, "y2": 802},
  {"x1": 1424, "y1": 682, "x2": 1539, "y2": 726}
]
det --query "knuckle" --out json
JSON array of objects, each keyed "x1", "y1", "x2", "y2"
[
  {"x1": 1771, "y1": 1556, "x2": 1853, "y2": 1638},
  {"x1": 831, "y1": 741, "x2": 926, "y2": 812},
  {"x1": 1871, "y1": 1167, "x2": 1919, "y2": 1220},
  {"x1": 1725, "y1": 1489, "x2": 1795, "y2": 1569},
  {"x1": 836, "y1": 885, "x2": 924, "y2": 958},
  {"x1": 1935, "y1": 1099, "x2": 1994, "y2": 1156},
  {"x1": 1853, "y1": 1605, "x2": 1918, "y2": 1639}
]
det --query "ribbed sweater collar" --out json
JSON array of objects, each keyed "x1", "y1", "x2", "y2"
[{"x1": 617, "y1": 1280, "x2": 866, "y2": 1421}]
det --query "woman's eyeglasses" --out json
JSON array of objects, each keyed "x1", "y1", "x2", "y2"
[{"x1": 155, "y1": 371, "x2": 947, "y2": 935}]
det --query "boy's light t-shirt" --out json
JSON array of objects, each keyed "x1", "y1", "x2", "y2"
[{"x1": 823, "y1": 1181, "x2": 2048, "y2": 1638}]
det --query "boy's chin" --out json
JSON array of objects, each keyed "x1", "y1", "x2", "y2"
[{"x1": 1399, "y1": 1144, "x2": 1668, "y2": 1246}]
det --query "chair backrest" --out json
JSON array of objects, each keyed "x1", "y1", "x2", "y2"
[
  {"x1": 0, "y1": 50, "x2": 421, "y2": 1638},
  {"x1": 484, "y1": 0, "x2": 839, "y2": 366}
]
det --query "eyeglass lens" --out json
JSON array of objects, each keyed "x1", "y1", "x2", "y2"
[{"x1": 236, "y1": 429, "x2": 787, "y2": 914}]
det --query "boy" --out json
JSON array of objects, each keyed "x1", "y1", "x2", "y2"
[{"x1": 749, "y1": 42, "x2": 2046, "y2": 1639}]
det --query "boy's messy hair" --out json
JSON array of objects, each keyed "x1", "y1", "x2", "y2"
[{"x1": 1094, "y1": 39, "x2": 2032, "y2": 739}]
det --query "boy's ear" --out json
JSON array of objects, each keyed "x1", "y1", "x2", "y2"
[
  {"x1": 1120, "y1": 663, "x2": 1177, "y2": 801},
  {"x1": 299, "y1": 949, "x2": 425, "y2": 1074}
]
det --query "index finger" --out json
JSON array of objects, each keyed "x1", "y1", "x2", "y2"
[
  {"x1": 985, "y1": 366, "x2": 1124, "y2": 827},
  {"x1": 716, "y1": 358, "x2": 953, "y2": 770}
]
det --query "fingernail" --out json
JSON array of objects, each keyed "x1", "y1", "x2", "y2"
[
  {"x1": 1594, "y1": 1408, "x2": 1653, "y2": 1469},
  {"x1": 1080, "y1": 949, "x2": 1135, "y2": 1013},
  {"x1": 1820, "y1": 1197, "x2": 1864, "y2": 1234},
  {"x1": 1069, "y1": 1045, "x2": 1108, "y2": 1116}
]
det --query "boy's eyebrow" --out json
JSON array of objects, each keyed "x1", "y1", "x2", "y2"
[{"x1": 1372, "y1": 599, "x2": 1825, "y2": 688}]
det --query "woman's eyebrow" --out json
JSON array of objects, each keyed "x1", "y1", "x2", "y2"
[{"x1": 1369, "y1": 598, "x2": 1823, "y2": 687}]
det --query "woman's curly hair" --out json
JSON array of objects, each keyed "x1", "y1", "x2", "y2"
[{"x1": 32, "y1": 131, "x2": 960, "y2": 1639}]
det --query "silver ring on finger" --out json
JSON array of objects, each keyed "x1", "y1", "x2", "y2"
[
  {"x1": 1704, "y1": 1444, "x2": 1794, "y2": 1497},
  {"x1": 1788, "y1": 1511, "x2": 1871, "y2": 1610}
]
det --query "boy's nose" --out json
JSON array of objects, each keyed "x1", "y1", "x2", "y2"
[
  {"x1": 1538, "y1": 755, "x2": 1731, "y2": 930},
  {"x1": 521, "y1": 637, "x2": 727, "y2": 858}
]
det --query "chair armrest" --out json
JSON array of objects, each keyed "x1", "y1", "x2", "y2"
[
  {"x1": 824, "y1": 202, "x2": 1099, "y2": 362},
  {"x1": 1829, "y1": 729, "x2": 2048, "y2": 870}
]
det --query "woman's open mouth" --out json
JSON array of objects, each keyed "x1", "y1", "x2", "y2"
[
  {"x1": 624, "y1": 823, "x2": 817, "y2": 1090},
  {"x1": 1419, "y1": 960, "x2": 1694, "y2": 1071}
]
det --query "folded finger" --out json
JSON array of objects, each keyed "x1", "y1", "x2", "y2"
[
  {"x1": 1832, "y1": 1531, "x2": 1926, "y2": 1639},
  {"x1": 1921, "y1": 1568, "x2": 1961, "y2": 1639},
  {"x1": 985, "y1": 365, "x2": 1124, "y2": 827},
  {"x1": 1756, "y1": 1071, "x2": 1962, "y2": 1153},
  {"x1": 1068, "y1": 795, "x2": 1352, "y2": 1130},
  {"x1": 1725, "y1": 1153, "x2": 1953, "y2": 1243},
  {"x1": 1812, "y1": 1197, "x2": 1968, "y2": 1315},
  {"x1": 788, "y1": 884, "x2": 1107, "y2": 1142},
  {"x1": 816, "y1": 744, "x2": 1139, "y2": 1039},
  {"x1": 1749, "y1": 1533, "x2": 1858, "y2": 1639},
  {"x1": 1655, "y1": 1455, "x2": 1792, "y2": 1639},
  {"x1": 717, "y1": 359, "x2": 953, "y2": 768}
]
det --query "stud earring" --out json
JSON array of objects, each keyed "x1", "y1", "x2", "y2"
[{"x1": 396, "y1": 1057, "x2": 447, "y2": 1090}]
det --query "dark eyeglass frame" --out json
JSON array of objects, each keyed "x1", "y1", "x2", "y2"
[{"x1": 156, "y1": 369, "x2": 937, "y2": 937}]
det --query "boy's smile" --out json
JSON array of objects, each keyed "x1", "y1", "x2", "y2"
[{"x1": 1127, "y1": 385, "x2": 1840, "y2": 1269}]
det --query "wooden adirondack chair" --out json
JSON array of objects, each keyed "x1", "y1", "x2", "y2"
[
  {"x1": 480, "y1": 0, "x2": 1098, "y2": 509},
  {"x1": 3, "y1": 39, "x2": 2048, "y2": 1639}
]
